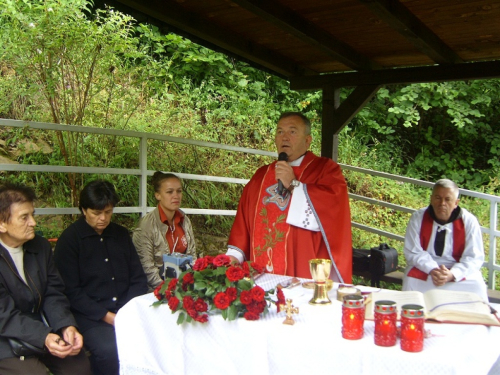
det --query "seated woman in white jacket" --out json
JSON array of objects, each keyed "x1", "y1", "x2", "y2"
[{"x1": 133, "y1": 172, "x2": 196, "y2": 291}]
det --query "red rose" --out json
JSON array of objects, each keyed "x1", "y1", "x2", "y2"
[
  {"x1": 168, "y1": 278, "x2": 178, "y2": 291},
  {"x1": 195, "y1": 298, "x2": 208, "y2": 312},
  {"x1": 226, "y1": 266, "x2": 245, "y2": 282},
  {"x1": 250, "y1": 262, "x2": 264, "y2": 274},
  {"x1": 153, "y1": 282, "x2": 164, "y2": 300},
  {"x1": 165, "y1": 290, "x2": 172, "y2": 300},
  {"x1": 241, "y1": 262, "x2": 250, "y2": 277},
  {"x1": 213, "y1": 254, "x2": 231, "y2": 267},
  {"x1": 244, "y1": 311, "x2": 260, "y2": 321},
  {"x1": 240, "y1": 290, "x2": 253, "y2": 305},
  {"x1": 205, "y1": 256, "x2": 214, "y2": 265},
  {"x1": 183, "y1": 296, "x2": 195, "y2": 310},
  {"x1": 193, "y1": 257, "x2": 209, "y2": 271},
  {"x1": 168, "y1": 296, "x2": 180, "y2": 311},
  {"x1": 183, "y1": 273, "x2": 194, "y2": 284},
  {"x1": 195, "y1": 314, "x2": 208, "y2": 323},
  {"x1": 276, "y1": 288, "x2": 286, "y2": 312},
  {"x1": 226, "y1": 287, "x2": 238, "y2": 302},
  {"x1": 186, "y1": 308, "x2": 198, "y2": 319},
  {"x1": 247, "y1": 300, "x2": 266, "y2": 314},
  {"x1": 214, "y1": 292, "x2": 230, "y2": 310},
  {"x1": 251, "y1": 286, "x2": 265, "y2": 301}
]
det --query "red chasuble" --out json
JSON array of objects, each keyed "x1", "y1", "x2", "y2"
[{"x1": 228, "y1": 151, "x2": 352, "y2": 282}]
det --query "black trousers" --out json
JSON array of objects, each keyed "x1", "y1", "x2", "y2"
[
  {"x1": 0, "y1": 350, "x2": 91, "y2": 375},
  {"x1": 82, "y1": 324, "x2": 119, "y2": 375}
]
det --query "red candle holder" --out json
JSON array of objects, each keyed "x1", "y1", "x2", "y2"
[
  {"x1": 342, "y1": 294, "x2": 365, "y2": 340},
  {"x1": 374, "y1": 300, "x2": 397, "y2": 347},
  {"x1": 400, "y1": 304, "x2": 425, "y2": 352}
]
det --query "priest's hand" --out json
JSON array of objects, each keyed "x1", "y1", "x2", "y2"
[
  {"x1": 275, "y1": 160, "x2": 295, "y2": 190},
  {"x1": 430, "y1": 265, "x2": 454, "y2": 286}
]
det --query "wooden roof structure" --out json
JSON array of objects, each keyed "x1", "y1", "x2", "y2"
[{"x1": 96, "y1": 0, "x2": 500, "y2": 159}]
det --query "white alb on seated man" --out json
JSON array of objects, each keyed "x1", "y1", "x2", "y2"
[{"x1": 402, "y1": 178, "x2": 488, "y2": 301}]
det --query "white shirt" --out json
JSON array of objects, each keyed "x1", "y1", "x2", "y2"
[
  {"x1": 0, "y1": 238, "x2": 27, "y2": 283},
  {"x1": 404, "y1": 207, "x2": 484, "y2": 282}
]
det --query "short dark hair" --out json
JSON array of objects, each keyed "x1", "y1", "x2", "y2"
[
  {"x1": 0, "y1": 183, "x2": 36, "y2": 223},
  {"x1": 79, "y1": 180, "x2": 119, "y2": 212},
  {"x1": 278, "y1": 112, "x2": 311, "y2": 135},
  {"x1": 151, "y1": 171, "x2": 181, "y2": 193}
]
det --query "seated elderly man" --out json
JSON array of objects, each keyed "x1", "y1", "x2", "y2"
[
  {"x1": 0, "y1": 183, "x2": 91, "y2": 375},
  {"x1": 402, "y1": 179, "x2": 488, "y2": 301}
]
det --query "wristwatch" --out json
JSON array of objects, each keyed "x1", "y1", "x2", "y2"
[{"x1": 288, "y1": 179, "x2": 300, "y2": 192}]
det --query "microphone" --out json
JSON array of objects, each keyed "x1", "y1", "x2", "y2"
[{"x1": 277, "y1": 152, "x2": 288, "y2": 196}]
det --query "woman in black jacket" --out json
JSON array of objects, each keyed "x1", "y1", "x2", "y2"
[
  {"x1": 0, "y1": 183, "x2": 91, "y2": 375},
  {"x1": 54, "y1": 180, "x2": 147, "y2": 375}
]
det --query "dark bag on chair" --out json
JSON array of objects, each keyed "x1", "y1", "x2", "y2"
[
  {"x1": 370, "y1": 243, "x2": 398, "y2": 287},
  {"x1": 352, "y1": 248, "x2": 371, "y2": 274},
  {"x1": 8, "y1": 338, "x2": 47, "y2": 358},
  {"x1": 8, "y1": 312, "x2": 49, "y2": 358}
]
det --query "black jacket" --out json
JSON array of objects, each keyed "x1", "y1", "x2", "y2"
[
  {"x1": 54, "y1": 217, "x2": 147, "y2": 332},
  {"x1": 0, "y1": 235, "x2": 77, "y2": 360}
]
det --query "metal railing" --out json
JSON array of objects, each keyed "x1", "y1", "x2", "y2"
[{"x1": 1, "y1": 118, "x2": 498, "y2": 289}]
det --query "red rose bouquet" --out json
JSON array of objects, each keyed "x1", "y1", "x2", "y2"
[{"x1": 152, "y1": 254, "x2": 286, "y2": 324}]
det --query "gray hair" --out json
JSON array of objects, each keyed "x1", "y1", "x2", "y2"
[
  {"x1": 278, "y1": 112, "x2": 311, "y2": 135},
  {"x1": 433, "y1": 179, "x2": 460, "y2": 199}
]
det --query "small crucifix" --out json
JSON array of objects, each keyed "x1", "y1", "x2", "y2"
[{"x1": 279, "y1": 298, "x2": 299, "y2": 325}]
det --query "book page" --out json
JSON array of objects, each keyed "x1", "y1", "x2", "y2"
[
  {"x1": 364, "y1": 290, "x2": 426, "y2": 320},
  {"x1": 423, "y1": 289, "x2": 500, "y2": 326}
]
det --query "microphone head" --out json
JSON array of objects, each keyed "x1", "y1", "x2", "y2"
[{"x1": 278, "y1": 152, "x2": 288, "y2": 161}]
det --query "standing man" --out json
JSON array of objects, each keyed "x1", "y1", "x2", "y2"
[
  {"x1": 226, "y1": 112, "x2": 352, "y2": 282},
  {"x1": 403, "y1": 179, "x2": 488, "y2": 301}
]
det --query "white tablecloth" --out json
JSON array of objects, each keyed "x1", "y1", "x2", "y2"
[{"x1": 115, "y1": 274, "x2": 500, "y2": 375}]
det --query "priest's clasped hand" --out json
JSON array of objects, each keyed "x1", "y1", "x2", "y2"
[{"x1": 430, "y1": 265, "x2": 455, "y2": 286}]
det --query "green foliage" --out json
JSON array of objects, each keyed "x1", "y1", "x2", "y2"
[
  {"x1": 0, "y1": 0, "x2": 498, "y2": 284},
  {"x1": 352, "y1": 81, "x2": 500, "y2": 191}
]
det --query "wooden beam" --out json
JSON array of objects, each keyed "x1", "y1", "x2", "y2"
[
  {"x1": 232, "y1": 0, "x2": 381, "y2": 71},
  {"x1": 321, "y1": 86, "x2": 340, "y2": 160},
  {"x1": 290, "y1": 60, "x2": 500, "y2": 90},
  {"x1": 109, "y1": 0, "x2": 313, "y2": 77},
  {"x1": 359, "y1": 0, "x2": 463, "y2": 64},
  {"x1": 333, "y1": 85, "x2": 381, "y2": 129},
  {"x1": 321, "y1": 84, "x2": 380, "y2": 160}
]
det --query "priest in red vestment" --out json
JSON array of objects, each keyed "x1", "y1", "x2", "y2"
[{"x1": 226, "y1": 112, "x2": 352, "y2": 283}]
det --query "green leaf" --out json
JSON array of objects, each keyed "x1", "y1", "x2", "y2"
[{"x1": 176, "y1": 312, "x2": 185, "y2": 325}]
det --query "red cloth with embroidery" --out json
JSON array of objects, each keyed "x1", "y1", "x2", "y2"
[
  {"x1": 228, "y1": 151, "x2": 352, "y2": 282},
  {"x1": 407, "y1": 209, "x2": 465, "y2": 281}
]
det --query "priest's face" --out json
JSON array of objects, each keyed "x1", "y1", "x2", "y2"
[
  {"x1": 275, "y1": 115, "x2": 312, "y2": 162},
  {"x1": 430, "y1": 186, "x2": 459, "y2": 222}
]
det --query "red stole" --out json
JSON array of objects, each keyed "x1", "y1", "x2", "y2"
[
  {"x1": 407, "y1": 209, "x2": 466, "y2": 280},
  {"x1": 251, "y1": 158, "x2": 312, "y2": 275}
]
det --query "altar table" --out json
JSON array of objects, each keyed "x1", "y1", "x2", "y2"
[{"x1": 115, "y1": 274, "x2": 500, "y2": 375}]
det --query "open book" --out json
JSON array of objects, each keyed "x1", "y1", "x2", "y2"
[{"x1": 364, "y1": 289, "x2": 500, "y2": 326}]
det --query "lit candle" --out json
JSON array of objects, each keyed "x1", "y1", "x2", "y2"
[
  {"x1": 342, "y1": 295, "x2": 365, "y2": 340},
  {"x1": 374, "y1": 300, "x2": 397, "y2": 347},
  {"x1": 400, "y1": 304, "x2": 425, "y2": 352}
]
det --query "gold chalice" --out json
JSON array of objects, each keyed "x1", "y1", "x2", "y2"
[{"x1": 308, "y1": 259, "x2": 332, "y2": 305}]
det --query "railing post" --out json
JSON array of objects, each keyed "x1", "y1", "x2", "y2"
[
  {"x1": 488, "y1": 201, "x2": 498, "y2": 289},
  {"x1": 139, "y1": 136, "x2": 148, "y2": 217}
]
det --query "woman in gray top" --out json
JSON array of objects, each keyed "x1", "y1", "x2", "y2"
[{"x1": 133, "y1": 172, "x2": 196, "y2": 291}]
